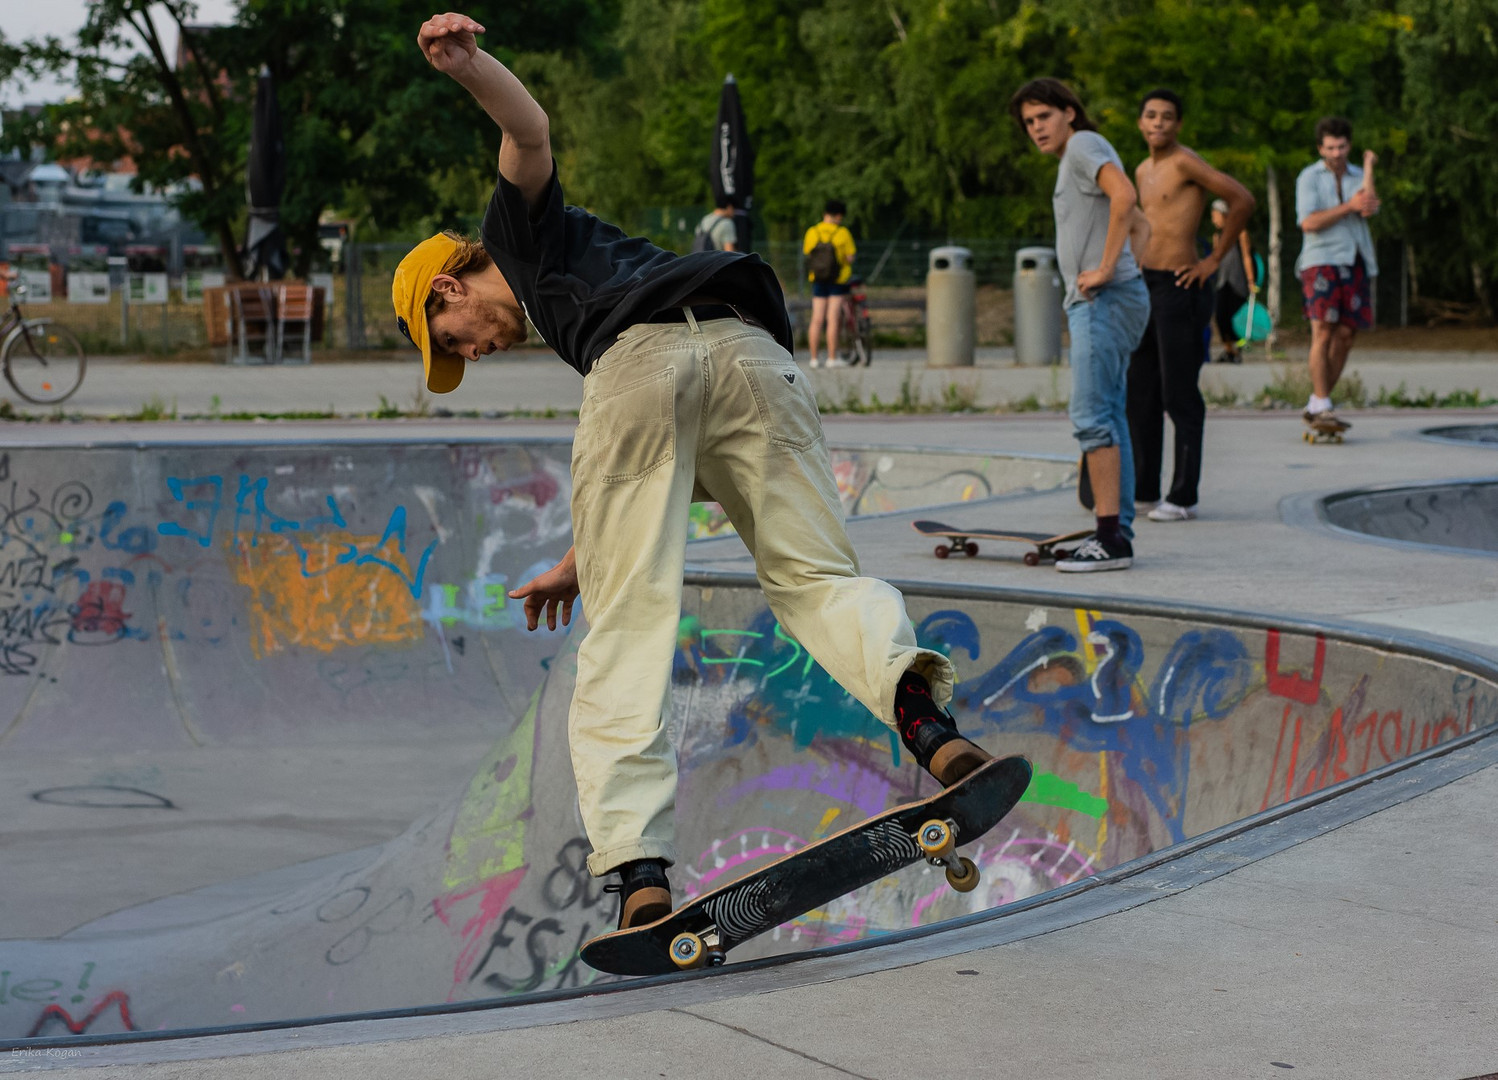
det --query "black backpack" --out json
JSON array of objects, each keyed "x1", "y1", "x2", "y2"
[
  {"x1": 807, "y1": 232, "x2": 840, "y2": 284},
  {"x1": 690, "y1": 224, "x2": 715, "y2": 254}
]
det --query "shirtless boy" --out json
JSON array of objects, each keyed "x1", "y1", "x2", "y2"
[{"x1": 1128, "y1": 88, "x2": 1254, "y2": 522}]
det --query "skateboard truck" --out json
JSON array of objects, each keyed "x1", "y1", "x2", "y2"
[
  {"x1": 916, "y1": 818, "x2": 980, "y2": 892},
  {"x1": 669, "y1": 927, "x2": 727, "y2": 971}
]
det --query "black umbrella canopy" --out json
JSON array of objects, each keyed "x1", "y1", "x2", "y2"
[
  {"x1": 243, "y1": 64, "x2": 288, "y2": 280},
  {"x1": 710, "y1": 74, "x2": 754, "y2": 253}
]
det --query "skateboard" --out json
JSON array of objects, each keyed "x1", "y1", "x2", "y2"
[
  {"x1": 580, "y1": 754, "x2": 1033, "y2": 976},
  {"x1": 1303, "y1": 413, "x2": 1350, "y2": 444},
  {"x1": 912, "y1": 519, "x2": 1093, "y2": 566},
  {"x1": 1078, "y1": 454, "x2": 1094, "y2": 511}
]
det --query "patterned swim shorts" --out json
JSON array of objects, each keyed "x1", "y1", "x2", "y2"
[{"x1": 1300, "y1": 257, "x2": 1372, "y2": 330}]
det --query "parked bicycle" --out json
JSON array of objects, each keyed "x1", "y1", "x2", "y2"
[
  {"x1": 835, "y1": 276, "x2": 873, "y2": 367},
  {"x1": 0, "y1": 269, "x2": 87, "y2": 405}
]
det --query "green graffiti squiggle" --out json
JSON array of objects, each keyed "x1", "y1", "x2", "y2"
[{"x1": 1021, "y1": 772, "x2": 1108, "y2": 818}]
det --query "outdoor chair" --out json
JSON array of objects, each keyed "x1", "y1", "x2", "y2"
[
  {"x1": 228, "y1": 284, "x2": 278, "y2": 364},
  {"x1": 277, "y1": 283, "x2": 314, "y2": 364}
]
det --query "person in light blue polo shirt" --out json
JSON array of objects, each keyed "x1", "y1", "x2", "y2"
[{"x1": 1295, "y1": 116, "x2": 1379, "y2": 428}]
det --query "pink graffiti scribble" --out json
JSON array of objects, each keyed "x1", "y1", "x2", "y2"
[
  {"x1": 909, "y1": 832, "x2": 1098, "y2": 925},
  {"x1": 720, "y1": 762, "x2": 891, "y2": 819},
  {"x1": 685, "y1": 828, "x2": 805, "y2": 897},
  {"x1": 431, "y1": 866, "x2": 528, "y2": 999}
]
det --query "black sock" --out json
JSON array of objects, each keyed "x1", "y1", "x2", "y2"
[
  {"x1": 894, "y1": 669, "x2": 947, "y2": 735},
  {"x1": 1095, "y1": 514, "x2": 1124, "y2": 547}
]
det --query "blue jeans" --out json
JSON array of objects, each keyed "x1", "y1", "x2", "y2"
[{"x1": 1066, "y1": 277, "x2": 1150, "y2": 538}]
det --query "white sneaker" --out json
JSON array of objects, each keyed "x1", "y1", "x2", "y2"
[
  {"x1": 825, "y1": 357, "x2": 853, "y2": 368},
  {"x1": 809, "y1": 358, "x2": 823, "y2": 369},
  {"x1": 1147, "y1": 500, "x2": 1197, "y2": 522}
]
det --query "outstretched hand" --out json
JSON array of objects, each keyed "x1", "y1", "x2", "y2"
[
  {"x1": 417, "y1": 12, "x2": 486, "y2": 76},
  {"x1": 507, "y1": 548, "x2": 580, "y2": 632}
]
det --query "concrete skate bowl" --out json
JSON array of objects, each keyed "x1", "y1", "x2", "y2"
[
  {"x1": 0, "y1": 435, "x2": 1063, "y2": 1042},
  {"x1": 3, "y1": 436, "x2": 1497, "y2": 1051},
  {"x1": 1320, "y1": 479, "x2": 1498, "y2": 555},
  {"x1": 1420, "y1": 423, "x2": 1498, "y2": 447}
]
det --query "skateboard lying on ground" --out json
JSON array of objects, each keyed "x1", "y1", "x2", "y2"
[
  {"x1": 912, "y1": 520, "x2": 1093, "y2": 566},
  {"x1": 1303, "y1": 413, "x2": 1351, "y2": 444},
  {"x1": 580, "y1": 754, "x2": 1033, "y2": 976}
]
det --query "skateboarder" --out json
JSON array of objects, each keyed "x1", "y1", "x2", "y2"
[
  {"x1": 1296, "y1": 116, "x2": 1378, "y2": 429},
  {"x1": 393, "y1": 13, "x2": 991, "y2": 932},
  {"x1": 1128, "y1": 88, "x2": 1255, "y2": 522},
  {"x1": 1010, "y1": 77, "x2": 1149, "y2": 571}
]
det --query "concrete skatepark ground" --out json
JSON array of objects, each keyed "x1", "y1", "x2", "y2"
[{"x1": 1, "y1": 394, "x2": 1496, "y2": 1077}]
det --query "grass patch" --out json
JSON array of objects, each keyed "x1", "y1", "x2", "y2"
[
  {"x1": 132, "y1": 395, "x2": 179, "y2": 421},
  {"x1": 1370, "y1": 383, "x2": 1498, "y2": 408},
  {"x1": 1255, "y1": 366, "x2": 1366, "y2": 410},
  {"x1": 1202, "y1": 383, "x2": 1241, "y2": 408}
]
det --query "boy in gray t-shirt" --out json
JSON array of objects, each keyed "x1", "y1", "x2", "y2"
[
  {"x1": 1011, "y1": 78, "x2": 1150, "y2": 572},
  {"x1": 1054, "y1": 131, "x2": 1141, "y2": 309}
]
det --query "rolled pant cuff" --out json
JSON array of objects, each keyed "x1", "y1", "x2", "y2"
[
  {"x1": 880, "y1": 649, "x2": 956, "y2": 725},
  {"x1": 1073, "y1": 429, "x2": 1117, "y2": 453},
  {"x1": 586, "y1": 838, "x2": 679, "y2": 878}
]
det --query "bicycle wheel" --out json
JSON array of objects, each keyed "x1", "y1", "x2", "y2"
[
  {"x1": 855, "y1": 314, "x2": 873, "y2": 366},
  {"x1": 4, "y1": 319, "x2": 87, "y2": 405}
]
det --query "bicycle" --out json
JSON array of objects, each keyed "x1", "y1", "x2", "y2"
[
  {"x1": 835, "y1": 276, "x2": 873, "y2": 367},
  {"x1": 0, "y1": 268, "x2": 88, "y2": 405}
]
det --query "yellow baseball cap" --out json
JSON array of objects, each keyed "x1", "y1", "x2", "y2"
[{"x1": 392, "y1": 233, "x2": 466, "y2": 393}]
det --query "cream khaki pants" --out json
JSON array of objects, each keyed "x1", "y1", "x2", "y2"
[{"x1": 569, "y1": 311, "x2": 955, "y2": 877}]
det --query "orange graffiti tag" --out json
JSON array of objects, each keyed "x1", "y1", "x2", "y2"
[{"x1": 231, "y1": 533, "x2": 424, "y2": 657}]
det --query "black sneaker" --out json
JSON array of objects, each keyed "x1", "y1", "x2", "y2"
[
  {"x1": 604, "y1": 859, "x2": 673, "y2": 930},
  {"x1": 1055, "y1": 534, "x2": 1133, "y2": 572},
  {"x1": 895, "y1": 681, "x2": 992, "y2": 788}
]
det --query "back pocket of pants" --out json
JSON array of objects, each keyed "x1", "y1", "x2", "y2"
[
  {"x1": 585, "y1": 367, "x2": 675, "y2": 482},
  {"x1": 740, "y1": 359, "x2": 823, "y2": 451}
]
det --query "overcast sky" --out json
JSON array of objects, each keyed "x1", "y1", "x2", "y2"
[{"x1": 3, "y1": 0, "x2": 239, "y2": 108}]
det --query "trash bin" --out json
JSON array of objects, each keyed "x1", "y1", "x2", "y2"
[
  {"x1": 926, "y1": 246, "x2": 975, "y2": 368},
  {"x1": 1013, "y1": 246, "x2": 1063, "y2": 366}
]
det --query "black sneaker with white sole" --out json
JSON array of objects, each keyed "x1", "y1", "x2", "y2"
[{"x1": 1055, "y1": 534, "x2": 1132, "y2": 572}]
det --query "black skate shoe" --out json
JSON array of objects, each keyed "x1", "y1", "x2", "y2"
[
  {"x1": 605, "y1": 859, "x2": 672, "y2": 930},
  {"x1": 895, "y1": 671, "x2": 992, "y2": 788}
]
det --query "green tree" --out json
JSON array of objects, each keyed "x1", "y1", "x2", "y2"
[
  {"x1": 1, "y1": 0, "x2": 613, "y2": 277},
  {"x1": 1394, "y1": 0, "x2": 1498, "y2": 316}
]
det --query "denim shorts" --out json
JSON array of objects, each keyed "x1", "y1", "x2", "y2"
[{"x1": 811, "y1": 281, "x2": 851, "y2": 298}]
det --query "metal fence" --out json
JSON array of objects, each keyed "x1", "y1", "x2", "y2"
[{"x1": 0, "y1": 231, "x2": 1424, "y2": 356}]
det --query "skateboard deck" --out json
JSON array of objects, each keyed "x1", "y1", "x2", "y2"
[
  {"x1": 912, "y1": 519, "x2": 1093, "y2": 566},
  {"x1": 1078, "y1": 454, "x2": 1094, "y2": 511},
  {"x1": 580, "y1": 754, "x2": 1032, "y2": 976},
  {"x1": 1303, "y1": 413, "x2": 1350, "y2": 444}
]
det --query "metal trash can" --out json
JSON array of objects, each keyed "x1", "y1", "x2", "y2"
[
  {"x1": 926, "y1": 246, "x2": 975, "y2": 368},
  {"x1": 1013, "y1": 246, "x2": 1063, "y2": 365}
]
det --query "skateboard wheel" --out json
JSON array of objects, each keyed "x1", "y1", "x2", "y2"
[
  {"x1": 1303, "y1": 431, "x2": 1313, "y2": 443},
  {"x1": 1052, "y1": 548, "x2": 1071, "y2": 562},
  {"x1": 934, "y1": 544, "x2": 950, "y2": 559},
  {"x1": 917, "y1": 818, "x2": 955, "y2": 859},
  {"x1": 945, "y1": 856, "x2": 980, "y2": 893},
  {"x1": 963, "y1": 541, "x2": 979, "y2": 557},
  {"x1": 670, "y1": 931, "x2": 707, "y2": 970},
  {"x1": 1022, "y1": 551, "x2": 1040, "y2": 567}
]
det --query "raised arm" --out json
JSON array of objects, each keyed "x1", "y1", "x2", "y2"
[
  {"x1": 1176, "y1": 153, "x2": 1256, "y2": 287},
  {"x1": 1075, "y1": 162, "x2": 1137, "y2": 299},
  {"x1": 417, "y1": 12, "x2": 553, "y2": 211}
]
